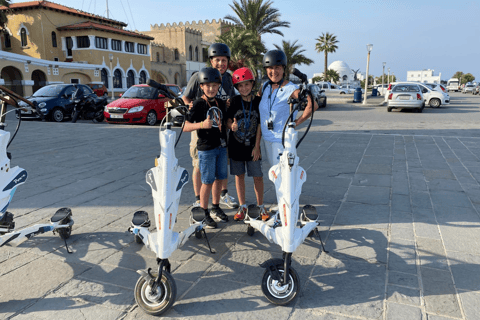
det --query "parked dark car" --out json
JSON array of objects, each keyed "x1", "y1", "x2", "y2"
[
  {"x1": 307, "y1": 84, "x2": 327, "y2": 108},
  {"x1": 19, "y1": 84, "x2": 106, "y2": 122}
]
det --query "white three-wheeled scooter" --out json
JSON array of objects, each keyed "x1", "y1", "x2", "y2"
[
  {"x1": 244, "y1": 69, "x2": 327, "y2": 305},
  {"x1": 128, "y1": 80, "x2": 214, "y2": 316}
]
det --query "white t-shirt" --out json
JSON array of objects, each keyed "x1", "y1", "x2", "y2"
[{"x1": 259, "y1": 81, "x2": 299, "y2": 143}]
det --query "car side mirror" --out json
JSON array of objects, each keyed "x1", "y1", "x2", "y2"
[{"x1": 119, "y1": 93, "x2": 123, "y2": 97}]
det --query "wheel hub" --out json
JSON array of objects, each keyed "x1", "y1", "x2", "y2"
[
  {"x1": 267, "y1": 272, "x2": 294, "y2": 298},
  {"x1": 143, "y1": 282, "x2": 166, "y2": 306}
]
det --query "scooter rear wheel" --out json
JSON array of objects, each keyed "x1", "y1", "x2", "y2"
[
  {"x1": 261, "y1": 265, "x2": 300, "y2": 305},
  {"x1": 134, "y1": 270, "x2": 177, "y2": 316},
  {"x1": 247, "y1": 226, "x2": 255, "y2": 236},
  {"x1": 134, "y1": 234, "x2": 143, "y2": 244}
]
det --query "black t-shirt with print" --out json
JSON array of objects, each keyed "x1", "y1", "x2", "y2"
[
  {"x1": 226, "y1": 95, "x2": 261, "y2": 161},
  {"x1": 184, "y1": 72, "x2": 235, "y2": 102},
  {"x1": 186, "y1": 98, "x2": 227, "y2": 151}
]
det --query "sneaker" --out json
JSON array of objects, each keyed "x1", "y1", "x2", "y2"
[
  {"x1": 220, "y1": 193, "x2": 239, "y2": 209},
  {"x1": 259, "y1": 206, "x2": 270, "y2": 221},
  {"x1": 192, "y1": 200, "x2": 201, "y2": 208},
  {"x1": 234, "y1": 206, "x2": 247, "y2": 221},
  {"x1": 204, "y1": 215, "x2": 217, "y2": 229},
  {"x1": 211, "y1": 207, "x2": 229, "y2": 222}
]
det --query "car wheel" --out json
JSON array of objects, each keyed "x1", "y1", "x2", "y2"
[
  {"x1": 417, "y1": 107, "x2": 423, "y2": 113},
  {"x1": 340, "y1": 92, "x2": 346, "y2": 95},
  {"x1": 387, "y1": 107, "x2": 392, "y2": 112},
  {"x1": 51, "y1": 108, "x2": 65, "y2": 122},
  {"x1": 146, "y1": 110, "x2": 157, "y2": 126},
  {"x1": 429, "y1": 98, "x2": 441, "y2": 108}
]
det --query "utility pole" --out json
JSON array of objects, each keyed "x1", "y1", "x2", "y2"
[{"x1": 106, "y1": 0, "x2": 109, "y2": 18}]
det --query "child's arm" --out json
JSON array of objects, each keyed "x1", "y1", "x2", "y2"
[
  {"x1": 252, "y1": 124, "x2": 262, "y2": 161},
  {"x1": 183, "y1": 115, "x2": 213, "y2": 132}
]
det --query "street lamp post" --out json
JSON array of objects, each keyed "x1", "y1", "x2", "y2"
[
  {"x1": 363, "y1": 44, "x2": 373, "y2": 105},
  {"x1": 388, "y1": 68, "x2": 391, "y2": 85},
  {"x1": 109, "y1": 54, "x2": 114, "y2": 100},
  {"x1": 382, "y1": 62, "x2": 386, "y2": 95}
]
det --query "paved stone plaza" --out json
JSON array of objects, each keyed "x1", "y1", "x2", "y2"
[{"x1": 1, "y1": 93, "x2": 480, "y2": 319}]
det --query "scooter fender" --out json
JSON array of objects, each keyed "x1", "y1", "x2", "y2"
[
  {"x1": 260, "y1": 258, "x2": 285, "y2": 282},
  {"x1": 0, "y1": 167, "x2": 27, "y2": 213},
  {"x1": 137, "y1": 269, "x2": 154, "y2": 282},
  {"x1": 146, "y1": 128, "x2": 189, "y2": 259}
]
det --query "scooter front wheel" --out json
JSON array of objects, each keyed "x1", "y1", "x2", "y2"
[
  {"x1": 134, "y1": 270, "x2": 177, "y2": 316},
  {"x1": 261, "y1": 265, "x2": 300, "y2": 305}
]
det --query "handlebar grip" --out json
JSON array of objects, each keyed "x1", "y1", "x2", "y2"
[
  {"x1": 0, "y1": 85, "x2": 35, "y2": 107},
  {"x1": 147, "y1": 79, "x2": 176, "y2": 99}
]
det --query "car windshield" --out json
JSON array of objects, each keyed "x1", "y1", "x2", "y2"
[
  {"x1": 393, "y1": 85, "x2": 420, "y2": 92},
  {"x1": 122, "y1": 86, "x2": 157, "y2": 99},
  {"x1": 466, "y1": 85, "x2": 474, "y2": 88},
  {"x1": 425, "y1": 84, "x2": 437, "y2": 89},
  {"x1": 32, "y1": 85, "x2": 64, "y2": 97}
]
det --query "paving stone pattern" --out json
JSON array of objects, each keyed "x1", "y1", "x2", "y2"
[{"x1": 1, "y1": 102, "x2": 480, "y2": 320}]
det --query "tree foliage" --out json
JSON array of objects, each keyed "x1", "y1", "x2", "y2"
[
  {"x1": 311, "y1": 76, "x2": 322, "y2": 83},
  {"x1": 324, "y1": 69, "x2": 340, "y2": 83},
  {"x1": 0, "y1": 0, "x2": 11, "y2": 31},
  {"x1": 224, "y1": 0, "x2": 290, "y2": 36},
  {"x1": 314, "y1": 32, "x2": 339, "y2": 81},
  {"x1": 273, "y1": 40, "x2": 313, "y2": 79},
  {"x1": 462, "y1": 73, "x2": 475, "y2": 84},
  {"x1": 452, "y1": 71, "x2": 463, "y2": 79},
  {"x1": 216, "y1": 27, "x2": 266, "y2": 76},
  {"x1": 375, "y1": 75, "x2": 396, "y2": 84}
]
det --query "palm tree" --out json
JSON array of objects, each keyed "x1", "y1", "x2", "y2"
[
  {"x1": 274, "y1": 40, "x2": 313, "y2": 79},
  {"x1": 315, "y1": 32, "x2": 339, "y2": 81},
  {"x1": 224, "y1": 0, "x2": 290, "y2": 37},
  {"x1": 216, "y1": 27, "x2": 266, "y2": 76},
  {"x1": 0, "y1": 0, "x2": 11, "y2": 30},
  {"x1": 324, "y1": 69, "x2": 340, "y2": 83}
]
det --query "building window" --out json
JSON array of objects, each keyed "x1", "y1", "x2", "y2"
[
  {"x1": 20, "y1": 28, "x2": 27, "y2": 46},
  {"x1": 77, "y1": 36, "x2": 90, "y2": 48},
  {"x1": 54, "y1": 57, "x2": 59, "y2": 61},
  {"x1": 189, "y1": 45, "x2": 192, "y2": 61},
  {"x1": 51, "y1": 32, "x2": 57, "y2": 47},
  {"x1": 174, "y1": 49, "x2": 179, "y2": 61},
  {"x1": 113, "y1": 69, "x2": 122, "y2": 88},
  {"x1": 174, "y1": 73, "x2": 179, "y2": 85},
  {"x1": 137, "y1": 44, "x2": 147, "y2": 54},
  {"x1": 125, "y1": 42, "x2": 134, "y2": 53},
  {"x1": 127, "y1": 70, "x2": 135, "y2": 88},
  {"x1": 95, "y1": 37, "x2": 108, "y2": 49},
  {"x1": 156, "y1": 52, "x2": 160, "y2": 62},
  {"x1": 139, "y1": 71, "x2": 147, "y2": 84},
  {"x1": 195, "y1": 46, "x2": 199, "y2": 61},
  {"x1": 202, "y1": 48, "x2": 208, "y2": 62},
  {"x1": 112, "y1": 39, "x2": 121, "y2": 51},
  {"x1": 4, "y1": 33, "x2": 11, "y2": 48},
  {"x1": 101, "y1": 68, "x2": 109, "y2": 89}
]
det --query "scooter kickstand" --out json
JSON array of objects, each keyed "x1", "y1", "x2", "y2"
[
  {"x1": 314, "y1": 228, "x2": 329, "y2": 253},
  {"x1": 201, "y1": 229, "x2": 216, "y2": 254}
]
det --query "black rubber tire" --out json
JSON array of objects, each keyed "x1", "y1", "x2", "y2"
[
  {"x1": 195, "y1": 229, "x2": 202, "y2": 239},
  {"x1": 261, "y1": 265, "x2": 300, "y2": 305},
  {"x1": 59, "y1": 226, "x2": 72, "y2": 239},
  {"x1": 134, "y1": 270, "x2": 177, "y2": 316},
  {"x1": 71, "y1": 108, "x2": 79, "y2": 123},
  {"x1": 134, "y1": 234, "x2": 143, "y2": 244},
  {"x1": 93, "y1": 111, "x2": 104, "y2": 123},
  {"x1": 417, "y1": 108, "x2": 423, "y2": 113},
  {"x1": 52, "y1": 108, "x2": 65, "y2": 122},
  {"x1": 387, "y1": 107, "x2": 392, "y2": 112},
  {"x1": 247, "y1": 226, "x2": 255, "y2": 236},
  {"x1": 146, "y1": 110, "x2": 157, "y2": 126},
  {"x1": 429, "y1": 98, "x2": 441, "y2": 108},
  {"x1": 340, "y1": 92, "x2": 345, "y2": 95}
]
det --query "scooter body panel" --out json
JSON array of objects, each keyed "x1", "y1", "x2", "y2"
[
  {"x1": 0, "y1": 220, "x2": 73, "y2": 247},
  {"x1": 146, "y1": 128, "x2": 189, "y2": 259}
]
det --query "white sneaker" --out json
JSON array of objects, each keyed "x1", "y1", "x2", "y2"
[
  {"x1": 192, "y1": 200, "x2": 200, "y2": 208},
  {"x1": 220, "y1": 193, "x2": 239, "y2": 208}
]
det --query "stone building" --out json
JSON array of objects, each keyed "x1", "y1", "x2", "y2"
[
  {"x1": 406, "y1": 69, "x2": 441, "y2": 84},
  {"x1": 0, "y1": 0, "x2": 153, "y2": 96}
]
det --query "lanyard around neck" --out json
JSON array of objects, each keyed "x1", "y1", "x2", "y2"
[{"x1": 268, "y1": 79, "x2": 283, "y2": 118}]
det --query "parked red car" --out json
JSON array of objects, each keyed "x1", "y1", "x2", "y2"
[
  {"x1": 104, "y1": 84, "x2": 181, "y2": 126},
  {"x1": 87, "y1": 82, "x2": 108, "y2": 97}
]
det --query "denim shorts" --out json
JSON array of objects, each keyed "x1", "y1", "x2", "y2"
[
  {"x1": 198, "y1": 147, "x2": 228, "y2": 184},
  {"x1": 230, "y1": 159, "x2": 263, "y2": 177}
]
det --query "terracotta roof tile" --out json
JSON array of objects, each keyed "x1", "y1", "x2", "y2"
[
  {"x1": 57, "y1": 21, "x2": 154, "y2": 40},
  {"x1": 0, "y1": 1, "x2": 127, "y2": 27}
]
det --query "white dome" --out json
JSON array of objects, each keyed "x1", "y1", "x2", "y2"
[{"x1": 328, "y1": 61, "x2": 354, "y2": 82}]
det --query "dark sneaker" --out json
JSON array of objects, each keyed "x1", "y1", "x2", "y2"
[
  {"x1": 211, "y1": 207, "x2": 229, "y2": 222},
  {"x1": 204, "y1": 215, "x2": 217, "y2": 229}
]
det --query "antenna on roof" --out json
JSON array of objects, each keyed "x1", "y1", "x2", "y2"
[{"x1": 106, "y1": 0, "x2": 109, "y2": 18}]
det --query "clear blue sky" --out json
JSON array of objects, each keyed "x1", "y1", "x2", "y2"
[{"x1": 13, "y1": 0, "x2": 480, "y2": 81}]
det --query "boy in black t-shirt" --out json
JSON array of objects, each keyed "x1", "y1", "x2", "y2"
[
  {"x1": 227, "y1": 68, "x2": 266, "y2": 221},
  {"x1": 184, "y1": 68, "x2": 229, "y2": 229}
]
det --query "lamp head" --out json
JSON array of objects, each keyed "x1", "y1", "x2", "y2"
[{"x1": 366, "y1": 44, "x2": 373, "y2": 52}]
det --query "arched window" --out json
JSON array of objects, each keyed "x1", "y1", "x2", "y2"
[
  {"x1": 174, "y1": 49, "x2": 179, "y2": 61},
  {"x1": 342, "y1": 75, "x2": 348, "y2": 81},
  {"x1": 195, "y1": 46, "x2": 199, "y2": 61},
  {"x1": 189, "y1": 45, "x2": 192, "y2": 61},
  {"x1": 101, "y1": 68, "x2": 109, "y2": 89},
  {"x1": 139, "y1": 71, "x2": 147, "y2": 84},
  {"x1": 127, "y1": 70, "x2": 135, "y2": 88},
  {"x1": 156, "y1": 52, "x2": 160, "y2": 62},
  {"x1": 20, "y1": 28, "x2": 27, "y2": 47},
  {"x1": 113, "y1": 69, "x2": 122, "y2": 88},
  {"x1": 51, "y1": 32, "x2": 57, "y2": 47},
  {"x1": 174, "y1": 73, "x2": 180, "y2": 85},
  {"x1": 4, "y1": 33, "x2": 11, "y2": 48}
]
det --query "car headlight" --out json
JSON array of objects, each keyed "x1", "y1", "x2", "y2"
[
  {"x1": 127, "y1": 106, "x2": 144, "y2": 113},
  {"x1": 104, "y1": 106, "x2": 109, "y2": 113},
  {"x1": 40, "y1": 108, "x2": 47, "y2": 112},
  {"x1": 38, "y1": 102, "x2": 46, "y2": 108}
]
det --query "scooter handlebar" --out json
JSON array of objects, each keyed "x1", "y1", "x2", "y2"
[
  {"x1": 0, "y1": 85, "x2": 35, "y2": 112},
  {"x1": 147, "y1": 79, "x2": 176, "y2": 100}
]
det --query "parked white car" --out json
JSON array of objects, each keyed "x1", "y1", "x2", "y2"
[
  {"x1": 375, "y1": 84, "x2": 388, "y2": 96},
  {"x1": 316, "y1": 82, "x2": 354, "y2": 94},
  {"x1": 462, "y1": 84, "x2": 475, "y2": 94},
  {"x1": 424, "y1": 83, "x2": 450, "y2": 105},
  {"x1": 387, "y1": 83, "x2": 425, "y2": 113},
  {"x1": 385, "y1": 82, "x2": 448, "y2": 108}
]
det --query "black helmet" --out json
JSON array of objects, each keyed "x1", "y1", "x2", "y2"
[
  {"x1": 208, "y1": 43, "x2": 231, "y2": 59},
  {"x1": 198, "y1": 67, "x2": 222, "y2": 84},
  {"x1": 263, "y1": 50, "x2": 287, "y2": 68}
]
